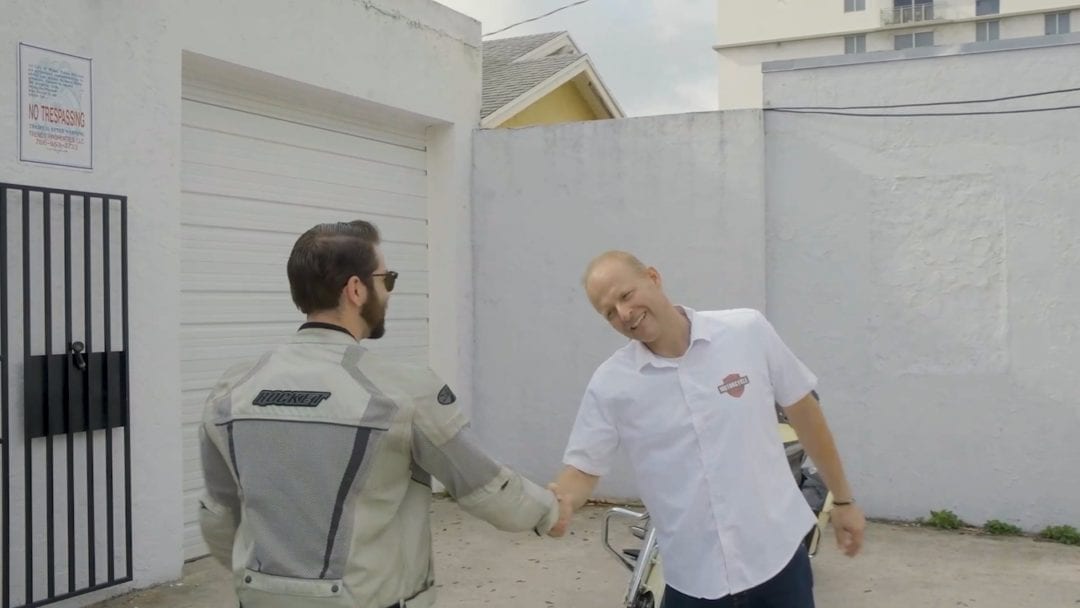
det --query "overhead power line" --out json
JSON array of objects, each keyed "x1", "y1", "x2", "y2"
[
  {"x1": 766, "y1": 104, "x2": 1080, "y2": 118},
  {"x1": 764, "y1": 84, "x2": 1080, "y2": 117},
  {"x1": 482, "y1": 0, "x2": 597, "y2": 38},
  {"x1": 771, "y1": 85, "x2": 1080, "y2": 111}
]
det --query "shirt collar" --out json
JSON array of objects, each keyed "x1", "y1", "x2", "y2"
[
  {"x1": 292, "y1": 322, "x2": 360, "y2": 345},
  {"x1": 633, "y1": 306, "x2": 712, "y2": 370}
]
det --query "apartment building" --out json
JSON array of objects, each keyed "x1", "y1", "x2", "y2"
[{"x1": 714, "y1": 0, "x2": 1080, "y2": 109}]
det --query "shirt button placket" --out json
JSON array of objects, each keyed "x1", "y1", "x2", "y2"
[{"x1": 680, "y1": 364, "x2": 733, "y2": 594}]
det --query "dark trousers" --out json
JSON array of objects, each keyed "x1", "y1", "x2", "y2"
[{"x1": 660, "y1": 546, "x2": 814, "y2": 608}]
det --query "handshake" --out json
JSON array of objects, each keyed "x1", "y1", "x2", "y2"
[
  {"x1": 538, "y1": 466, "x2": 598, "y2": 538},
  {"x1": 546, "y1": 482, "x2": 575, "y2": 538}
]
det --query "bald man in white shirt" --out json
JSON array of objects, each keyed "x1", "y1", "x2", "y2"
[{"x1": 551, "y1": 251, "x2": 865, "y2": 608}]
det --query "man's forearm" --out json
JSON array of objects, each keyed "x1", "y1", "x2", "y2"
[
  {"x1": 455, "y1": 466, "x2": 561, "y2": 533},
  {"x1": 554, "y1": 465, "x2": 600, "y2": 511},
  {"x1": 784, "y1": 393, "x2": 854, "y2": 502}
]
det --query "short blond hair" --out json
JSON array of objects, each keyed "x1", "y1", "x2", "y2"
[{"x1": 582, "y1": 250, "x2": 648, "y2": 287}]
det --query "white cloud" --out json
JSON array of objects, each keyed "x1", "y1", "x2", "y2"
[
  {"x1": 675, "y1": 78, "x2": 718, "y2": 112},
  {"x1": 648, "y1": 0, "x2": 715, "y2": 41},
  {"x1": 434, "y1": 0, "x2": 718, "y2": 117},
  {"x1": 635, "y1": 77, "x2": 717, "y2": 117},
  {"x1": 434, "y1": 0, "x2": 533, "y2": 33}
]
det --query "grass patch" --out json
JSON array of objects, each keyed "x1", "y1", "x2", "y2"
[
  {"x1": 983, "y1": 520, "x2": 1023, "y2": 536},
  {"x1": 1039, "y1": 525, "x2": 1080, "y2": 546},
  {"x1": 923, "y1": 509, "x2": 965, "y2": 530}
]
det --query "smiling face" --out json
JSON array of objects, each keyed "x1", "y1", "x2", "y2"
[{"x1": 584, "y1": 254, "x2": 672, "y2": 344}]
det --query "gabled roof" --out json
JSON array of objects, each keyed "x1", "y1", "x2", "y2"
[
  {"x1": 481, "y1": 31, "x2": 624, "y2": 127},
  {"x1": 483, "y1": 31, "x2": 565, "y2": 67}
]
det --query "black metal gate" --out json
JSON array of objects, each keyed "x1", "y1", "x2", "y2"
[{"x1": 1, "y1": 183, "x2": 133, "y2": 607}]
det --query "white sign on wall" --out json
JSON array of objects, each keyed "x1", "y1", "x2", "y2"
[{"x1": 19, "y1": 43, "x2": 93, "y2": 170}]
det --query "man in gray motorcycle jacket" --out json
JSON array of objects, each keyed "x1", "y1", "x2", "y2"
[{"x1": 200, "y1": 220, "x2": 568, "y2": 608}]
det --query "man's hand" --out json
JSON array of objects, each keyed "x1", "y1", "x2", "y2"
[
  {"x1": 547, "y1": 483, "x2": 573, "y2": 538},
  {"x1": 784, "y1": 393, "x2": 865, "y2": 557},
  {"x1": 831, "y1": 503, "x2": 866, "y2": 557},
  {"x1": 545, "y1": 466, "x2": 599, "y2": 538}
]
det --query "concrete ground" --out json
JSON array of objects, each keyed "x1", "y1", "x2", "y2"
[{"x1": 93, "y1": 497, "x2": 1080, "y2": 608}]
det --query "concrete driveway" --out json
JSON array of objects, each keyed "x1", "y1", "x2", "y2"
[{"x1": 92, "y1": 497, "x2": 1080, "y2": 608}]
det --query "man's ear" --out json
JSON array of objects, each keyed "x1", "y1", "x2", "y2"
[
  {"x1": 645, "y1": 266, "x2": 662, "y2": 285},
  {"x1": 342, "y1": 275, "x2": 368, "y2": 308}
]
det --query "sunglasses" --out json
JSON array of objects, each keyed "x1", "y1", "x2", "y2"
[{"x1": 371, "y1": 270, "x2": 398, "y2": 292}]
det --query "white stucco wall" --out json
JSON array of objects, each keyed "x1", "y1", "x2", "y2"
[
  {"x1": 471, "y1": 112, "x2": 766, "y2": 499},
  {"x1": 762, "y1": 35, "x2": 1080, "y2": 530},
  {"x1": 171, "y1": 0, "x2": 482, "y2": 420},
  {"x1": 2, "y1": 0, "x2": 479, "y2": 604},
  {"x1": 718, "y1": 37, "x2": 847, "y2": 110},
  {"x1": 1, "y1": 3, "x2": 181, "y2": 605}
]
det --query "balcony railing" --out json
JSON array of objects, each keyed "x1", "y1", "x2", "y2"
[{"x1": 882, "y1": 3, "x2": 938, "y2": 25}]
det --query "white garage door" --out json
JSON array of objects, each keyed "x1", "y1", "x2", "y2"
[{"x1": 180, "y1": 86, "x2": 430, "y2": 559}]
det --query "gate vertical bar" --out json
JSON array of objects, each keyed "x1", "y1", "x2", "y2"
[
  {"x1": 83, "y1": 196, "x2": 96, "y2": 586},
  {"x1": 22, "y1": 191, "x2": 34, "y2": 605},
  {"x1": 102, "y1": 199, "x2": 114, "y2": 580},
  {"x1": 43, "y1": 192, "x2": 56, "y2": 598},
  {"x1": 1, "y1": 184, "x2": 10, "y2": 608},
  {"x1": 1, "y1": 184, "x2": 132, "y2": 606},
  {"x1": 63, "y1": 193, "x2": 77, "y2": 593},
  {"x1": 120, "y1": 197, "x2": 133, "y2": 578}
]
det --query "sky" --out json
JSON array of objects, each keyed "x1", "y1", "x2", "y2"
[{"x1": 435, "y1": 0, "x2": 719, "y2": 117}]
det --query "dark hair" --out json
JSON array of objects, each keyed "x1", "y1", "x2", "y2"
[{"x1": 287, "y1": 220, "x2": 381, "y2": 314}]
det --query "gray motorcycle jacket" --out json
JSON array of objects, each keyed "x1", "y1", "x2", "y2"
[{"x1": 199, "y1": 326, "x2": 559, "y2": 607}]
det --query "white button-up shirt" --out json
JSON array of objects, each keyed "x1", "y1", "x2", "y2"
[{"x1": 564, "y1": 308, "x2": 818, "y2": 598}]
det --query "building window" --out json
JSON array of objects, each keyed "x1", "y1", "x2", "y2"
[
  {"x1": 976, "y1": 19, "x2": 1000, "y2": 41},
  {"x1": 892, "y1": 0, "x2": 935, "y2": 22},
  {"x1": 976, "y1": 0, "x2": 999, "y2": 16},
  {"x1": 845, "y1": 0, "x2": 866, "y2": 12},
  {"x1": 895, "y1": 31, "x2": 934, "y2": 49},
  {"x1": 1046, "y1": 11, "x2": 1071, "y2": 35},
  {"x1": 845, "y1": 34, "x2": 867, "y2": 53}
]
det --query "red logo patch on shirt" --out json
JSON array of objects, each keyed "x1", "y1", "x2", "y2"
[{"x1": 717, "y1": 373, "x2": 749, "y2": 398}]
